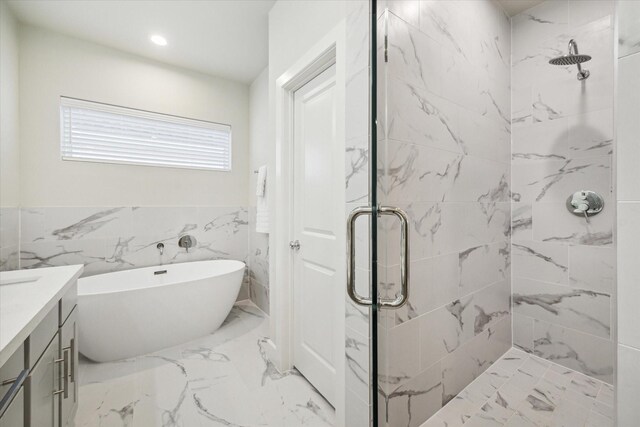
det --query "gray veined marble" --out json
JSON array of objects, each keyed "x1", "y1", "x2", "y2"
[
  {"x1": 345, "y1": 143, "x2": 369, "y2": 204},
  {"x1": 532, "y1": 320, "x2": 613, "y2": 384},
  {"x1": 459, "y1": 242, "x2": 510, "y2": 296},
  {"x1": 51, "y1": 207, "x2": 125, "y2": 240},
  {"x1": 513, "y1": 277, "x2": 611, "y2": 339},
  {"x1": 512, "y1": 241, "x2": 568, "y2": 286},
  {"x1": 511, "y1": 157, "x2": 611, "y2": 204},
  {"x1": 384, "y1": 362, "x2": 443, "y2": 427},
  {"x1": 381, "y1": 139, "x2": 510, "y2": 206},
  {"x1": 19, "y1": 206, "x2": 251, "y2": 288},
  {"x1": 386, "y1": 77, "x2": 465, "y2": 156},
  {"x1": 531, "y1": 201, "x2": 613, "y2": 246},
  {"x1": 76, "y1": 302, "x2": 335, "y2": 427},
  {"x1": 428, "y1": 348, "x2": 613, "y2": 427},
  {"x1": 386, "y1": 10, "x2": 443, "y2": 96},
  {"x1": 511, "y1": 204, "x2": 533, "y2": 241}
]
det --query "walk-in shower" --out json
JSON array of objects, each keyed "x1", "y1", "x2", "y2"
[
  {"x1": 359, "y1": 1, "x2": 620, "y2": 426},
  {"x1": 549, "y1": 39, "x2": 592, "y2": 80}
]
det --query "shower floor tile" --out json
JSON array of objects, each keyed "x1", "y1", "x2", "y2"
[
  {"x1": 73, "y1": 301, "x2": 335, "y2": 427},
  {"x1": 422, "y1": 348, "x2": 614, "y2": 427}
]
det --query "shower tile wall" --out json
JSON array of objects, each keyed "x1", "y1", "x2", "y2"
[
  {"x1": 248, "y1": 207, "x2": 269, "y2": 313},
  {"x1": 377, "y1": 1, "x2": 512, "y2": 425},
  {"x1": 0, "y1": 207, "x2": 19, "y2": 270},
  {"x1": 510, "y1": 0, "x2": 615, "y2": 384},
  {"x1": 616, "y1": 1, "x2": 640, "y2": 424},
  {"x1": 17, "y1": 206, "x2": 251, "y2": 299}
]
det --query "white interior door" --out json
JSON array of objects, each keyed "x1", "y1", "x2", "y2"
[{"x1": 292, "y1": 63, "x2": 339, "y2": 405}]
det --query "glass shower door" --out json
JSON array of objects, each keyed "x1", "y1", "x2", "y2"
[
  {"x1": 373, "y1": 0, "x2": 516, "y2": 422},
  {"x1": 345, "y1": 1, "x2": 413, "y2": 426},
  {"x1": 344, "y1": 0, "x2": 392, "y2": 426},
  {"x1": 373, "y1": 0, "x2": 617, "y2": 426}
]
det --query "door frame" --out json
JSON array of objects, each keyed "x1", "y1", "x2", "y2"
[{"x1": 269, "y1": 21, "x2": 346, "y2": 426}]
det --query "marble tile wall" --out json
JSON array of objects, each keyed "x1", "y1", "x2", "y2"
[
  {"x1": 376, "y1": 1, "x2": 512, "y2": 425},
  {"x1": 0, "y1": 207, "x2": 19, "y2": 271},
  {"x1": 510, "y1": 0, "x2": 616, "y2": 385},
  {"x1": 17, "y1": 206, "x2": 251, "y2": 300},
  {"x1": 248, "y1": 207, "x2": 269, "y2": 314},
  {"x1": 616, "y1": 1, "x2": 640, "y2": 425}
]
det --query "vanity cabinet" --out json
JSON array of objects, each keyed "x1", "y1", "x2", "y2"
[
  {"x1": 0, "y1": 282, "x2": 78, "y2": 427},
  {"x1": 0, "y1": 388, "x2": 24, "y2": 427},
  {"x1": 59, "y1": 307, "x2": 78, "y2": 427},
  {"x1": 28, "y1": 334, "x2": 60, "y2": 427},
  {"x1": 0, "y1": 343, "x2": 26, "y2": 427}
]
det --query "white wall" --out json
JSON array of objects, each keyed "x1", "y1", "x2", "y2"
[
  {"x1": 18, "y1": 25, "x2": 249, "y2": 207},
  {"x1": 0, "y1": 2, "x2": 21, "y2": 270},
  {"x1": 265, "y1": 0, "x2": 346, "y2": 332},
  {"x1": 616, "y1": 2, "x2": 640, "y2": 424},
  {"x1": 0, "y1": 1, "x2": 20, "y2": 207},
  {"x1": 249, "y1": 67, "x2": 269, "y2": 208},
  {"x1": 266, "y1": 0, "x2": 346, "y2": 291},
  {"x1": 248, "y1": 67, "x2": 270, "y2": 313}
]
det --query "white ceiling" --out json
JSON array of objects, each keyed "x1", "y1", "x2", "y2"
[
  {"x1": 7, "y1": 0, "x2": 275, "y2": 84},
  {"x1": 496, "y1": 0, "x2": 546, "y2": 16}
]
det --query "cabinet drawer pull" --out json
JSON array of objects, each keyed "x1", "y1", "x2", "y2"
[
  {"x1": 0, "y1": 369, "x2": 27, "y2": 414},
  {"x1": 61, "y1": 348, "x2": 69, "y2": 399},
  {"x1": 62, "y1": 339, "x2": 75, "y2": 383},
  {"x1": 69, "y1": 338, "x2": 75, "y2": 383},
  {"x1": 53, "y1": 349, "x2": 70, "y2": 399}
]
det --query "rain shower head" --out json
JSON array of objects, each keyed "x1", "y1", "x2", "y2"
[
  {"x1": 549, "y1": 39, "x2": 591, "y2": 80},
  {"x1": 549, "y1": 54, "x2": 592, "y2": 66}
]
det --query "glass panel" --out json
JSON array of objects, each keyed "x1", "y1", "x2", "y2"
[
  {"x1": 375, "y1": 1, "x2": 616, "y2": 426},
  {"x1": 345, "y1": 1, "x2": 378, "y2": 426}
]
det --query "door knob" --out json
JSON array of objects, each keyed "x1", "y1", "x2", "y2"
[{"x1": 289, "y1": 240, "x2": 300, "y2": 250}]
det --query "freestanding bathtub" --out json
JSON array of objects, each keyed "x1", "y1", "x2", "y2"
[{"x1": 78, "y1": 259, "x2": 245, "y2": 362}]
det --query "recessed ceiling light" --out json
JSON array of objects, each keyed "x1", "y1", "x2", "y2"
[{"x1": 150, "y1": 35, "x2": 167, "y2": 46}]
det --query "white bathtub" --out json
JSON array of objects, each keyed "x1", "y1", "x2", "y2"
[{"x1": 78, "y1": 260, "x2": 245, "y2": 362}]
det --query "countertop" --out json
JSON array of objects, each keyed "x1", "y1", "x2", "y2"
[{"x1": 0, "y1": 265, "x2": 83, "y2": 367}]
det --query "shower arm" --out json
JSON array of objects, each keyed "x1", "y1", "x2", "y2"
[{"x1": 568, "y1": 39, "x2": 585, "y2": 74}]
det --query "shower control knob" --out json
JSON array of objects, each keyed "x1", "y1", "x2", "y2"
[
  {"x1": 289, "y1": 240, "x2": 300, "y2": 251},
  {"x1": 566, "y1": 190, "x2": 604, "y2": 217}
]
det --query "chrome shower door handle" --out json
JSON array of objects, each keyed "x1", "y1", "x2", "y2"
[
  {"x1": 346, "y1": 206, "x2": 410, "y2": 308},
  {"x1": 378, "y1": 206, "x2": 410, "y2": 309},
  {"x1": 347, "y1": 206, "x2": 374, "y2": 306}
]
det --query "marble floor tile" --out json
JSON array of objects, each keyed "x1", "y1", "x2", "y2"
[
  {"x1": 76, "y1": 301, "x2": 334, "y2": 427},
  {"x1": 421, "y1": 347, "x2": 614, "y2": 427}
]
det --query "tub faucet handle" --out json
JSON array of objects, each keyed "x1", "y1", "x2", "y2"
[
  {"x1": 178, "y1": 235, "x2": 195, "y2": 253},
  {"x1": 156, "y1": 243, "x2": 164, "y2": 255}
]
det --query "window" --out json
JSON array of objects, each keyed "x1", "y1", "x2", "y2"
[{"x1": 60, "y1": 97, "x2": 232, "y2": 171}]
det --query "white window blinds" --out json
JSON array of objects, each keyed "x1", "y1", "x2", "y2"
[{"x1": 60, "y1": 97, "x2": 232, "y2": 171}]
